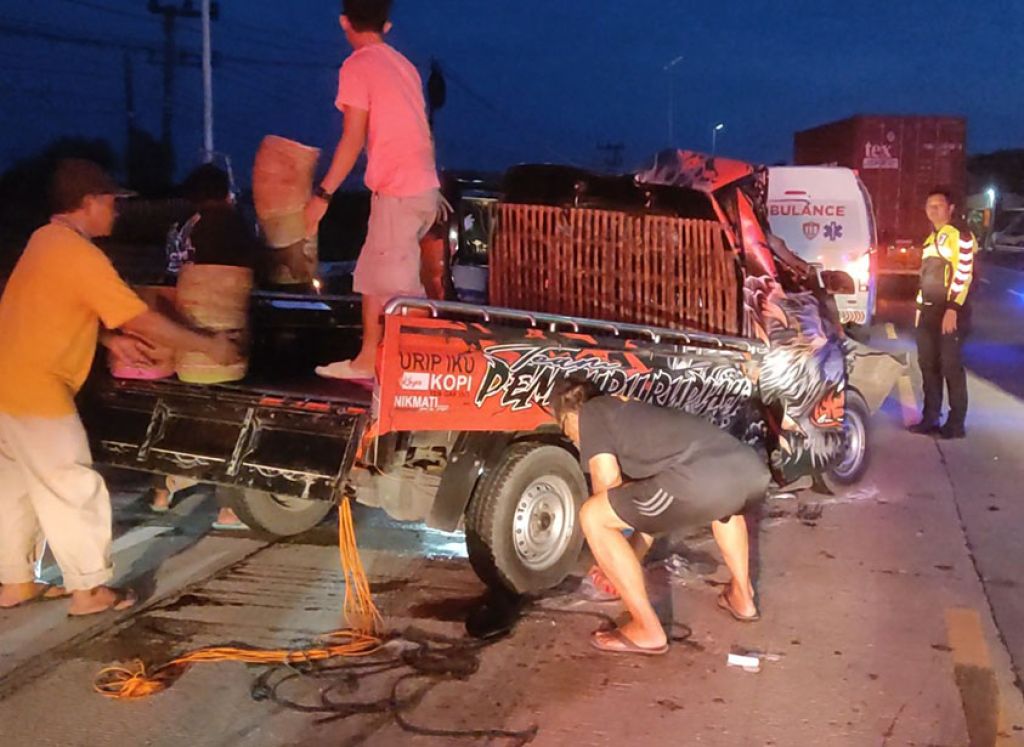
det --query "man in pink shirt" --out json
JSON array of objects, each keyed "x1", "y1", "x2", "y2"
[{"x1": 305, "y1": 0, "x2": 442, "y2": 380}]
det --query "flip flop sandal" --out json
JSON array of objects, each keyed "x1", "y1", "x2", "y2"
[
  {"x1": 68, "y1": 589, "x2": 138, "y2": 618},
  {"x1": 590, "y1": 628, "x2": 669, "y2": 657},
  {"x1": 149, "y1": 491, "x2": 174, "y2": 514},
  {"x1": 717, "y1": 591, "x2": 761, "y2": 623},
  {"x1": 211, "y1": 521, "x2": 249, "y2": 531},
  {"x1": 0, "y1": 584, "x2": 70, "y2": 609}
]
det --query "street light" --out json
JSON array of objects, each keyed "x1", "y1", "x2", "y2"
[
  {"x1": 711, "y1": 122, "x2": 725, "y2": 156},
  {"x1": 663, "y1": 55, "x2": 684, "y2": 146},
  {"x1": 986, "y1": 186, "x2": 997, "y2": 208}
]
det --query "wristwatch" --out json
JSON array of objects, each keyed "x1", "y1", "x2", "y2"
[{"x1": 312, "y1": 184, "x2": 333, "y2": 201}]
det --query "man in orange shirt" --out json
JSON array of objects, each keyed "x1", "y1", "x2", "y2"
[{"x1": 0, "y1": 159, "x2": 239, "y2": 615}]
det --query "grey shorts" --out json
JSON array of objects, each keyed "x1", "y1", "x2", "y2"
[
  {"x1": 608, "y1": 463, "x2": 770, "y2": 535},
  {"x1": 353, "y1": 189, "x2": 441, "y2": 300}
]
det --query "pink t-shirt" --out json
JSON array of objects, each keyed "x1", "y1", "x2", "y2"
[{"x1": 336, "y1": 43, "x2": 440, "y2": 197}]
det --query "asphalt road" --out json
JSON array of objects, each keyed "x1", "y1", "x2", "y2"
[
  {"x1": 2, "y1": 265, "x2": 1024, "y2": 746},
  {"x1": 876, "y1": 256, "x2": 1024, "y2": 400}
]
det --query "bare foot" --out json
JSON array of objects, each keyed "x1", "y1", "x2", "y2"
[
  {"x1": 68, "y1": 586, "x2": 137, "y2": 617},
  {"x1": 592, "y1": 617, "x2": 666, "y2": 651},
  {"x1": 0, "y1": 582, "x2": 68, "y2": 608},
  {"x1": 314, "y1": 360, "x2": 374, "y2": 380},
  {"x1": 723, "y1": 581, "x2": 758, "y2": 619},
  {"x1": 150, "y1": 488, "x2": 171, "y2": 512}
]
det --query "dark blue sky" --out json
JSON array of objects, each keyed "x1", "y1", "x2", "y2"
[{"x1": 1, "y1": 0, "x2": 1019, "y2": 186}]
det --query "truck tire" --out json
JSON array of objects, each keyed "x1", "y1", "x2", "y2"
[
  {"x1": 219, "y1": 487, "x2": 334, "y2": 537},
  {"x1": 828, "y1": 390, "x2": 870, "y2": 485},
  {"x1": 465, "y1": 443, "x2": 587, "y2": 595}
]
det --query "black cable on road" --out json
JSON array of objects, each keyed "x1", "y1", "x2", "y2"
[
  {"x1": 250, "y1": 626, "x2": 539, "y2": 745},
  {"x1": 243, "y1": 589, "x2": 695, "y2": 744}
]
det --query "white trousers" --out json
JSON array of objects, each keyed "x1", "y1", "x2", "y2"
[{"x1": 0, "y1": 412, "x2": 113, "y2": 590}]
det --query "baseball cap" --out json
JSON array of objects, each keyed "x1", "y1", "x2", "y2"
[{"x1": 50, "y1": 158, "x2": 135, "y2": 213}]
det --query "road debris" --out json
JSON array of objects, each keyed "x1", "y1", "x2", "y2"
[
  {"x1": 727, "y1": 653, "x2": 761, "y2": 673},
  {"x1": 663, "y1": 553, "x2": 719, "y2": 585}
]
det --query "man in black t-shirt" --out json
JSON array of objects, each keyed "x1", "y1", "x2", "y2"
[
  {"x1": 551, "y1": 377, "x2": 770, "y2": 656},
  {"x1": 164, "y1": 163, "x2": 259, "y2": 279}
]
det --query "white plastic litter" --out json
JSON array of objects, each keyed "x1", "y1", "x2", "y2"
[
  {"x1": 845, "y1": 485, "x2": 880, "y2": 502},
  {"x1": 727, "y1": 653, "x2": 761, "y2": 672}
]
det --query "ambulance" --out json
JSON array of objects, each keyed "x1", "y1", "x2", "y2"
[{"x1": 767, "y1": 166, "x2": 877, "y2": 327}]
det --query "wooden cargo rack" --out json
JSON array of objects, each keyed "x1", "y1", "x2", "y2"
[{"x1": 490, "y1": 204, "x2": 741, "y2": 336}]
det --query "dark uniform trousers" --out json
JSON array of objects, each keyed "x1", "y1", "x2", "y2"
[{"x1": 916, "y1": 307, "x2": 968, "y2": 428}]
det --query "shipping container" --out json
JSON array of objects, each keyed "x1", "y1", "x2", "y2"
[{"x1": 794, "y1": 115, "x2": 967, "y2": 273}]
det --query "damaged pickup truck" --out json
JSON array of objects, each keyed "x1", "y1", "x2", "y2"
[{"x1": 82, "y1": 151, "x2": 903, "y2": 595}]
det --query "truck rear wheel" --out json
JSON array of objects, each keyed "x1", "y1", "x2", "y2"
[
  {"x1": 465, "y1": 443, "x2": 587, "y2": 595},
  {"x1": 219, "y1": 487, "x2": 333, "y2": 537},
  {"x1": 828, "y1": 390, "x2": 870, "y2": 485}
]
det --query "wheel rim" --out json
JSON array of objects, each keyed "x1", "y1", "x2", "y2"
[
  {"x1": 832, "y1": 407, "x2": 865, "y2": 479},
  {"x1": 512, "y1": 476, "x2": 576, "y2": 572}
]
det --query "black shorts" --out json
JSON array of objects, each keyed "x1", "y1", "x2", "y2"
[{"x1": 607, "y1": 463, "x2": 770, "y2": 535}]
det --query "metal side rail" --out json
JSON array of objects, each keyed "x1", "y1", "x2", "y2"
[{"x1": 384, "y1": 297, "x2": 766, "y2": 355}]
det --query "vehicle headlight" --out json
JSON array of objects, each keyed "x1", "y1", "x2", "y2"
[{"x1": 849, "y1": 252, "x2": 871, "y2": 289}]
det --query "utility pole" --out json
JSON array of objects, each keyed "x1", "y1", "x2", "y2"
[
  {"x1": 149, "y1": 1, "x2": 190, "y2": 150},
  {"x1": 123, "y1": 50, "x2": 138, "y2": 186},
  {"x1": 148, "y1": 1, "x2": 218, "y2": 158},
  {"x1": 123, "y1": 51, "x2": 135, "y2": 144},
  {"x1": 201, "y1": 0, "x2": 213, "y2": 162}
]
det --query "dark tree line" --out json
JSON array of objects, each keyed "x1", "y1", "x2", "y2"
[{"x1": 968, "y1": 150, "x2": 1024, "y2": 196}]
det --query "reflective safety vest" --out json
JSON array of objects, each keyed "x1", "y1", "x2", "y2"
[{"x1": 917, "y1": 223, "x2": 975, "y2": 311}]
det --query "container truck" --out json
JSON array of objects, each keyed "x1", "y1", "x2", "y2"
[{"x1": 795, "y1": 115, "x2": 967, "y2": 274}]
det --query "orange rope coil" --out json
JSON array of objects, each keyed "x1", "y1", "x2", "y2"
[{"x1": 95, "y1": 496, "x2": 384, "y2": 699}]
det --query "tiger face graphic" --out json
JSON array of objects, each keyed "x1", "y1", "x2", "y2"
[{"x1": 746, "y1": 276, "x2": 849, "y2": 476}]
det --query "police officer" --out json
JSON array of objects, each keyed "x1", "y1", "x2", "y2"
[{"x1": 909, "y1": 188, "x2": 974, "y2": 440}]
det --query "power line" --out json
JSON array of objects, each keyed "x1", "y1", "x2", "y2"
[
  {"x1": 0, "y1": 18, "x2": 155, "y2": 53},
  {"x1": 207, "y1": 23, "x2": 332, "y2": 60},
  {"x1": 389, "y1": 35, "x2": 581, "y2": 165},
  {"x1": 53, "y1": 0, "x2": 156, "y2": 25},
  {"x1": 0, "y1": 61, "x2": 121, "y2": 79},
  {"x1": 0, "y1": 18, "x2": 340, "y2": 69},
  {"x1": 440, "y1": 67, "x2": 579, "y2": 165},
  {"x1": 0, "y1": 80, "x2": 122, "y2": 101},
  {"x1": 44, "y1": 2, "x2": 339, "y2": 66},
  {"x1": 219, "y1": 52, "x2": 337, "y2": 70},
  {"x1": 218, "y1": 15, "x2": 341, "y2": 57},
  {"x1": 223, "y1": 0, "x2": 341, "y2": 49},
  {"x1": 216, "y1": 67, "x2": 315, "y2": 111}
]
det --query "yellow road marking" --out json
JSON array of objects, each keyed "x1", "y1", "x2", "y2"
[
  {"x1": 945, "y1": 608, "x2": 1011, "y2": 744},
  {"x1": 946, "y1": 608, "x2": 992, "y2": 669},
  {"x1": 885, "y1": 322, "x2": 898, "y2": 340},
  {"x1": 897, "y1": 375, "x2": 917, "y2": 427}
]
